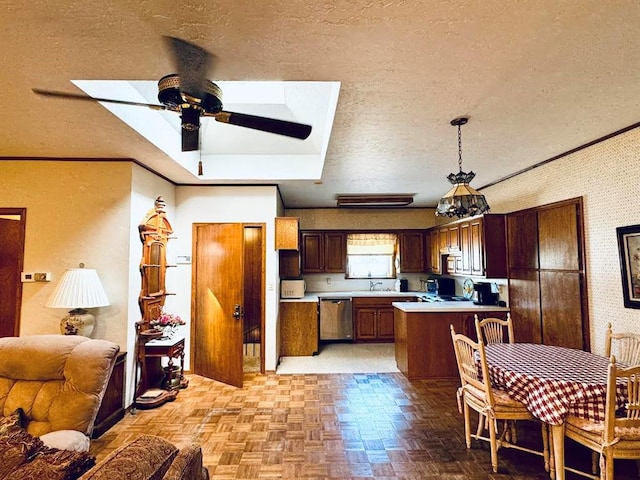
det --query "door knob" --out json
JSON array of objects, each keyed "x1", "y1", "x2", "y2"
[{"x1": 233, "y1": 304, "x2": 243, "y2": 320}]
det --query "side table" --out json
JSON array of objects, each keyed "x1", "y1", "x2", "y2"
[
  {"x1": 92, "y1": 351, "x2": 126, "y2": 438},
  {"x1": 135, "y1": 335, "x2": 188, "y2": 410}
]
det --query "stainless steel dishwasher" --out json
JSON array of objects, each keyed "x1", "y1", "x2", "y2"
[{"x1": 319, "y1": 297, "x2": 353, "y2": 341}]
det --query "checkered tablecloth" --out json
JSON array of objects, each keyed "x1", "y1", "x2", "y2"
[{"x1": 485, "y1": 343, "x2": 627, "y2": 425}]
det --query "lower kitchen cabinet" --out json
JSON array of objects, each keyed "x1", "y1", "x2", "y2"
[
  {"x1": 279, "y1": 301, "x2": 318, "y2": 356},
  {"x1": 354, "y1": 297, "x2": 412, "y2": 342}
]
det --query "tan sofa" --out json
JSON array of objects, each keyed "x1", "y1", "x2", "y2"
[{"x1": 0, "y1": 335, "x2": 208, "y2": 480}]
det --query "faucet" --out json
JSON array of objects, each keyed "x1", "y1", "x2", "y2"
[{"x1": 369, "y1": 281, "x2": 383, "y2": 291}]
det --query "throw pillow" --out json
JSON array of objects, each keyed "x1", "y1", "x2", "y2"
[
  {"x1": 0, "y1": 408, "x2": 25, "y2": 434},
  {"x1": 3, "y1": 446, "x2": 96, "y2": 480},
  {"x1": 81, "y1": 434, "x2": 178, "y2": 480},
  {"x1": 0, "y1": 425, "x2": 44, "y2": 478}
]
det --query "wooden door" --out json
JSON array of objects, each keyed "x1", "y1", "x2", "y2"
[
  {"x1": 377, "y1": 308, "x2": 395, "y2": 340},
  {"x1": 399, "y1": 231, "x2": 425, "y2": 273},
  {"x1": 301, "y1": 232, "x2": 324, "y2": 273},
  {"x1": 193, "y1": 223, "x2": 245, "y2": 387},
  {"x1": 508, "y1": 269, "x2": 542, "y2": 343},
  {"x1": 540, "y1": 271, "x2": 584, "y2": 349},
  {"x1": 0, "y1": 210, "x2": 26, "y2": 338},
  {"x1": 324, "y1": 232, "x2": 346, "y2": 272},
  {"x1": 355, "y1": 308, "x2": 377, "y2": 341},
  {"x1": 458, "y1": 221, "x2": 471, "y2": 275},
  {"x1": 469, "y1": 218, "x2": 483, "y2": 276}
]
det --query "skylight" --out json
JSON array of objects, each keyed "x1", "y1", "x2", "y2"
[{"x1": 72, "y1": 80, "x2": 340, "y2": 181}]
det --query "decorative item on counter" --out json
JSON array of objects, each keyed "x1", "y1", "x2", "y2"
[
  {"x1": 462, "y1": 278, "x2": 474, "y2": 299},
  {"x1": 150, "y1": 309, "x2": 185, "y2": 339},
  {"x1": 435, "y1": 117, "x2": 490, "y2": 219}
]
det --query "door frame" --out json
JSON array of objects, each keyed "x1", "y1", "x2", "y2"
[{"x1": 190, "y1": 222, "x2": 266, "y2": 386}]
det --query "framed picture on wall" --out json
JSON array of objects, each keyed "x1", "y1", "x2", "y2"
[{"x1": 617, "y1": 224, "x2": 640, "y2": 309}]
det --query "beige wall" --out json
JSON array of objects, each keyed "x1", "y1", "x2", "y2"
[
  {"x1": 0, "y1": 160, "x2": 133, "y2": 347},
  {"x1": 483, "y1": 127, "x2": 640, "y2": 354},
  {"x1": 286, "y1": 207, "x2": 436, "y2": 230}
]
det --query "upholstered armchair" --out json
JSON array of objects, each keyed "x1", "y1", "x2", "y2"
[{"x1": 0, "y1": 334, "x2": 119, "y2": 452}]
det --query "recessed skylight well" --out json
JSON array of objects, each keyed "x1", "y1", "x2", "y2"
[{"x1": 72, "y1": 80, "x2": 340, "y2": 181}]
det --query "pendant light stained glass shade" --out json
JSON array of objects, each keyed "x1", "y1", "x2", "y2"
[{"x1": 435, "y1": 117, "x2": 490, "y2": 218}]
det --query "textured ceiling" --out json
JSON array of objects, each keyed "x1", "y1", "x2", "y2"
[{"x1": 2, "y1": 0, "x2": 639, "y2": 208}]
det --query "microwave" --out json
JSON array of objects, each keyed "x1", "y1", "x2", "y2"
[{"x1": 281, "y1": 279, "x2": 306, "y2": 299}]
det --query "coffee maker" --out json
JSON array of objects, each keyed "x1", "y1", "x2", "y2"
[{"x1": 472, "y1": 282, "x2": 499, "y2": 305}]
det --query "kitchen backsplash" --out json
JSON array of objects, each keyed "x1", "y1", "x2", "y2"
[{"x1": 302, "y1": 273, "x2": 508, "y2": 300}]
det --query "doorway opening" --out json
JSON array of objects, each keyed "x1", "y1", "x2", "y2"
[{"x1": 243, "y1": 225, "x2": 262, "y2": 373}]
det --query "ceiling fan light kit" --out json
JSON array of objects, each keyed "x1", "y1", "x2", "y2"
[
  {"x1": 336, "y1": 194, "x2": 414, "y2": 208},
  {"x1": 435, "y1": 117, "x2": 490, "y2": 218}
]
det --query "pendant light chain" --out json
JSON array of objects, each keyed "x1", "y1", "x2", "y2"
[{"x1": 457, "y1": 123, "x2": 463, "y2": 172}]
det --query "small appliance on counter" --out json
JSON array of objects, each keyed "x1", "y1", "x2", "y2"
[
  {"x1": 399, "y1": 278, "x2": 409, "y2": 292},
  {"x1": 281, "y1": 279, "x2": 306, "y2": 299},
  {"x1": 472, "y1": 282, "x2": 499, "y2": 305},
  {"x1": 426, "y1": 279, "x2": 438, "y2": 294}
]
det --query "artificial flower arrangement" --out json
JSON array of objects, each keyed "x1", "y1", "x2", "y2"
[{"x1": 150, "y1": 309, "x2": 185, "y2": 338}]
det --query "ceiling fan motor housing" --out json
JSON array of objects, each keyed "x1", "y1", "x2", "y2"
[{"x1": 157, "y1": 74, "x2": 223, "y2": 113}]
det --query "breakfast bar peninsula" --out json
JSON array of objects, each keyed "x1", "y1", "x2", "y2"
[{"x1": 392, "y1": 301, "x2": 510, "y2": 379}]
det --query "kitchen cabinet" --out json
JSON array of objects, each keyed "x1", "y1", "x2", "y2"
[
  {"x1": 300, "y1": 231, "x2": 346, "y2": 273},
  {"x1": 279, "y1": 301, "x2": 318, "y2": 356},
  {"x1": 507, "y1": 198, "x2": 589, "y2": 350},
  {"x1": 353, "y1": 296, "x2": 413, "y2": 342},
  {"x1": 427, "y1": 214, "x2": 507, "y2": 278},
  {"x1": 279, "y1": 250, "x2": 300, "y2": 278},
  {"x1": 275, "y1": 217, "x2": 299, "y2": 250},
  {"x1": 426, "y1": 228, "x2": 442, "y2": 274},
  {"x1": 398, "y1": 230, "x2": 426, "y2": 273}
]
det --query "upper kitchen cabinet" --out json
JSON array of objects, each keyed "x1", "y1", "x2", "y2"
[
  {"x1": 300, "y1": 231, "x2": 346, "y2": 273},
  {"x1": 428, "y1": 214, "x2": 507, "y2": 278},
  {"x1": 398, "y1": 231, "x2": 426, "y2": 273},
  {"x1": 275, "y1": 217, "x2": 299, "y2": 250}
]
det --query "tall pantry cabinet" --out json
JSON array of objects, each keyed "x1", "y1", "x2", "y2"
[{"x1": 507, "y1": 197, "x2": 590, "y2": 350}]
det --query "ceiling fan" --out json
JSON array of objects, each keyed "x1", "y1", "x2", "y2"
[{"x1": 32, "y1": 36, "x2": 312, "y2": 173}]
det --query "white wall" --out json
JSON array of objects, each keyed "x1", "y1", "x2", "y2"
[
  {"x1": 173, "y1": 185, "x2": 281, "y2": 371},
  {"x1": 484, "y1": 127, "x2": 640, "y2": 354}
]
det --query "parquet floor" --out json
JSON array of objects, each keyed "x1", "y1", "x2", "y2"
[{"x1": 90, "y1": 372, "x2": 640, "y2": 479}]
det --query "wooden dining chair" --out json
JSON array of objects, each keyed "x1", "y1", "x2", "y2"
[
  {"x1": 604, "y1": 322, "x2": 640, "y2": 366},
  {"x1": 449, "y1": 324, "x2": 549, "y2": 473},
  {"x1": 563, "y1": 355, "x2": 640, "y2": 479},
  {"x1": 475, "y1": 313, "x2": 515, "y2": 345},
  {"x1": 474, "y1": 314, "x2": 519, "y2": 442}
]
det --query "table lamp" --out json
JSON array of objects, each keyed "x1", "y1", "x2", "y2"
[{"x1": 46, "y1": 263, "x2": 110, "y2": 336}]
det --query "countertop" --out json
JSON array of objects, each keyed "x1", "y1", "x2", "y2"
[
  {"x1": 392, "y1": 302, "x2": 509, "y2": 313},
  {"x1": 280, "y1": 291, "x2": 425, "y2": 303}
]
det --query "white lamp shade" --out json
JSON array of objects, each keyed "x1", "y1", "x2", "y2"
[{"x1": 46, "y1": 268, "x2": 110, "y2": 309}]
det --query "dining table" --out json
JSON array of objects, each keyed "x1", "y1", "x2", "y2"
[{"x1": 484, "y1": 343, "x2": 627, "y2": 480}]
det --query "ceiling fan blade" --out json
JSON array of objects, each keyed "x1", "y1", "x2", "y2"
[
  {"x1": 211, "y1": 111, "x2": 312, "y2": 140},
  {"x1": 181, "y1": 106, "x2": 201, "y2": 152},
  {"x1": 32, "y1": 88, "x2": 168, "y2": 111},
  {"x1": 164, "y1": 36, "x2": 212, "y2": 100}
]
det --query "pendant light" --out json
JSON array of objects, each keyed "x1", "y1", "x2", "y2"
[{"x1": 435, "y1": 117, "x2": 490, "y2": 218}]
